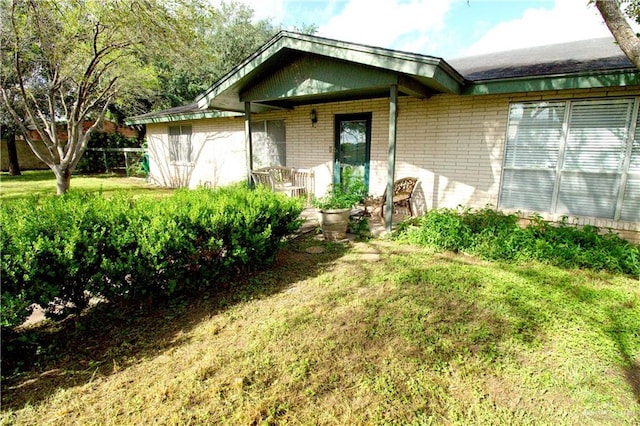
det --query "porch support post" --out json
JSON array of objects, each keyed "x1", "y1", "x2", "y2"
[
  {"x1": 244, "y1": 101, "x2": 254, "y2": 187},
  {"x1": 385, "y1": 84, "x2": 398, "y2": 231}
]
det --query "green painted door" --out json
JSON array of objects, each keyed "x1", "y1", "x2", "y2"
[{"x1": 334, "y1": 113, "x2": 372, "y2": 188}]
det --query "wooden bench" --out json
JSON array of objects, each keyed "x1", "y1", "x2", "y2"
[{"x1": 251, "y1": 166, "x2": 315, "y2": 203}]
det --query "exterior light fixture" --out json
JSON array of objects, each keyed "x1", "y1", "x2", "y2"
[{"x1": 310, "y1": 109, "x2": 318, "y2": 126}]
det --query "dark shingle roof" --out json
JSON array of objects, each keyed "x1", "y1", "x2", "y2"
[{"x1": 449, "y1": 37, "x2": 634, "y2": 81}]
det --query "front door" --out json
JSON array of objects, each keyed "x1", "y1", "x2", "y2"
[{"x1": 334, "y1": 113, "x2": 372, "y2": 188}]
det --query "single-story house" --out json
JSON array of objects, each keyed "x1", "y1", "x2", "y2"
[{"x1": 127, "y1": 32, "x2": 640, "y2": 243}]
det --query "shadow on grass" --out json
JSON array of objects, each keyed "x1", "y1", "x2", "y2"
[
  {"x1": 335, "y1": 250, "x2": 640, "y2": 405},
  {"x1": 512, "y1": 266, "x2": 640, "y2": 405},
  {"x1": 1, "y1": 234, "x2": 349, "y2": 411}
]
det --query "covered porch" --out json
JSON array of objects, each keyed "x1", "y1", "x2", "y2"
[{"x1": 194, "y1": 31, "x2": 465, "y2": 232}]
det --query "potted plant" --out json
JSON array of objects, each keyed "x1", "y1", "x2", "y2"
[{"x1": 313, "y1": 167, "x2": 368, "y2": 241}]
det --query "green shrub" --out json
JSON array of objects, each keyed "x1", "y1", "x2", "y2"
[
  {"x1": 0, "y1": 185, "x2": 303, "y2": 329},
  {"x1": 396, "y1": 207, "x2": 639, "y2": 277},
  {"x1": 399, "y1": 208, "x2": 472, "y2": 252}
]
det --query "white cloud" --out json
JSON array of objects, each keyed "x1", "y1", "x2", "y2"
[
  {"x1": 235, "y1": 0, "x2": 287, "y2": 23},
  {"x1": 459, "y1": 0, "x2": 629, "y2": 57},
  {"x1": 318, "y1": 0, "x2": 454, "y2": 49}
]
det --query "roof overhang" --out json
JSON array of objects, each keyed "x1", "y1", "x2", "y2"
[
  {"x1": 126, "y1": 105, "x2": 242, "y2": 126},
  {"x1": 195, "y1": 31, "x2": 464, "y2": 114},
  {"x1": 462, "y1": 68, "x2": 640, "y2": 96}
]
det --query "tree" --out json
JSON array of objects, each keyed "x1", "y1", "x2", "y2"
[
  {"x1": 2, "y1": 125, "x2": 21, "y2": 176},
  {"x1": 0, "y1": 0, "x2": 204, "y2": 194},
  {"x1": 1, "y1": 91, "x2": 22, "y2": 175},
  {"x1": 152, "y1": 1, "x2": 283, "y2": 108},
  {"x1": 595, "y1": 0, "x2": 640, "y2": 69}
]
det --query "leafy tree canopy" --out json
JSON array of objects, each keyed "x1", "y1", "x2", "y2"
[{"x1": 0, "y1": 0, "x2": 313, "y2": 193}]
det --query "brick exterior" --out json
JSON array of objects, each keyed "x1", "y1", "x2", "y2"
[{"x1": 147, "y1": 86, "x2": 640, "y2": 243}]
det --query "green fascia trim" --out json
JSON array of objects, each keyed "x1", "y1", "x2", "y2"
[
  {"x1": 196, "y1": 31, "x2": 464, "y2": 110},
  {"x1": 126, "y1": 111, "x2": 241, "y2": 125},
  {"x1": 462, "y1": 69, "x2": 640, "y2": 95}
]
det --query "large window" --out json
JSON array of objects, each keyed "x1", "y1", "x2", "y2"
[
  {"x1": 499, "y1": 98, "x2": 640, "y2": 221},
  {"x1": 251, "y1": 120, "x2": 286, "y2": 167},
  {"x1": 168, "y1": 125, "x2": 192, "y2": 163}
]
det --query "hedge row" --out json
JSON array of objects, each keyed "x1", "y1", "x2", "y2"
[
  {"x1": 1, "y1": 185, "x2": 303, "y2": 328},
  {"x1": 396, "y1": 207, "x2": 639, "y2": 277}
]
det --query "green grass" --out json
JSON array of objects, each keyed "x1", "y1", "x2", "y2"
[
  {"x1": 0, "y1": 170, "x2": 172, "y2": 201},
  {"x1": 2, "y1": 235, "x2": 638, "y2": 425}
]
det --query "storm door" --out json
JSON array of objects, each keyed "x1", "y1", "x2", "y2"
[{"x1": 334, "y1": 113, "x2": 372, "y2": 188}]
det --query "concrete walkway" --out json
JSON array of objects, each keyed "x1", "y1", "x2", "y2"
[{"x1": 295, "y1": 207, "x2": 407, "y2": 240}]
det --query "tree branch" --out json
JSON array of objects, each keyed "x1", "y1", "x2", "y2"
[{"x1": 595, "y1": 0, "x2": 640, "y2": 69}]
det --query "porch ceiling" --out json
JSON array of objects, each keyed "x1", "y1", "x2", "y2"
[{"x1": 196, "y1": 32, "x2": 464, "y2": 113}]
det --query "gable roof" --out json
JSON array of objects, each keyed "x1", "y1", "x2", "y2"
[
  {"x1": 193, "y1": 31, "x2": 464, "y2": 114},
  {"x1": 127, "y1": 33, "x2": 640, "y2": 125}
]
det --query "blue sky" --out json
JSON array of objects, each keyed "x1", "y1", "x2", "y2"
[{"x1": 236, "y1": 0, "x2": 632, "y2": 59}]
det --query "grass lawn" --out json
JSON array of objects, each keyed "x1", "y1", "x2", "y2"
[
  {"x1": 0, "y1": 170, "x2": 172, "y2": 201},
  {"x1": 1, "y1": 234, "x2": 639, "y2": 425}
]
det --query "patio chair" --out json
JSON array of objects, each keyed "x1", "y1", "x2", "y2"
[
  {"x1": 250, "y1": 170, "x2": 275, "y2": 189},
  {"x1": 379, "y1": 177, "x2": 418, "y2": 219},
  {"x1": 252, "y1": 166, "x2": 315, "y2": 203}
]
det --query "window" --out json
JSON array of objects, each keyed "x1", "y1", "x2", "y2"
[
  {"x1": 168, "y1": 125, "x2": 192, "y2": 163},
  {"x1": 251, "y1": 120, "x2": 286, "y2": 167},
  {"x1": 499, "y1": 98, "x2": 640, "y2": 221}
]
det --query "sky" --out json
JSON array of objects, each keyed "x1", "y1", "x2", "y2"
[{"x1": 233, "y1": 0, "x2": 634, "y2": 59}]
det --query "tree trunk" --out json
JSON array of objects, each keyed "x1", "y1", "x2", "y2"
[
  {"x1": 55, "y1": 168, "x2": 72, "y2": 195},
  {"x1": 5, "y1": 129, "x2": 21, "y2": 176},
  {"x1": 595, "y1": 0, "x2": 640, "y2": 70}
]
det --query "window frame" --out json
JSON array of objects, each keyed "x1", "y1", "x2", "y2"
[
  {"x1": 499, "y1": 97, "x2": 640, "y2": 221},
  {"x1": 168, "y1": 125, "x2": 193, "y2": 165},
  {"x1": 250, "y1": 119, "x2": 286, "y2": 167}
]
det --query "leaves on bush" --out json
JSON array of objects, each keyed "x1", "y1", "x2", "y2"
[{"x1": 0, "y1": 186, "x2": 303, "y2": 328}]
